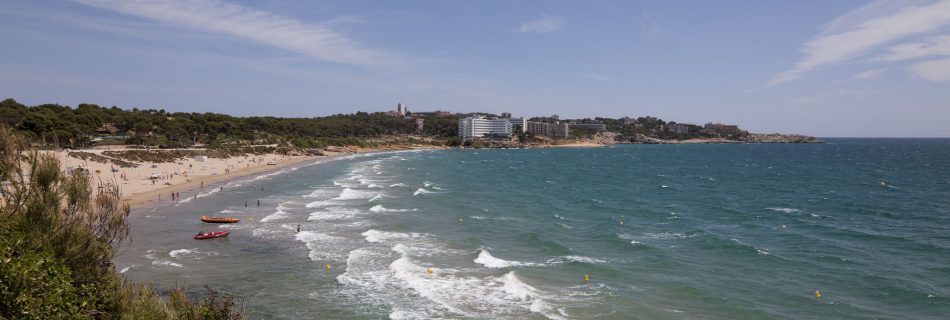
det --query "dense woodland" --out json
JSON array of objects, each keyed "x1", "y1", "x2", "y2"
[{"x1": 0, "y1": 99, "x2": 458, "y2": 149}]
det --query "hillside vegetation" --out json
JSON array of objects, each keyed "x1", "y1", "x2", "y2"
[{"x1": 0, "y1": 126, "x2": 244, "y2": 319}]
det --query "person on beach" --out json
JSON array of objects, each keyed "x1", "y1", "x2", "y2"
[
  {"x1": 257, "y1": 200, "x2": 260, "y2": 206},
  {"x1": 296, "y1": 224, "x2": 300, "y2": 233}
]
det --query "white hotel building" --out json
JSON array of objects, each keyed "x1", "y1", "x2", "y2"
[{"x1": 458, "y1": 116, "x2": 513, "y2": 141}]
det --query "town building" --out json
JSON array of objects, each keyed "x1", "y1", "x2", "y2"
[
  {"x1": 458, "y1": 116, "x2": 513, "y2": 141},
  {"x1": 704, "y1": 123, "x2": 740, "y2": 135},
  {"x1": 396, "y1": 102, "x2": 408, "y2": 116},
  {"x1": 525, "y1": 121, "x2": 570, "y2": 138},
  {"x1": 620, "y1": 117, "x2": 636, "y2": 126},
  {"x1": 569, "y1": 123, "x2": 607, "y2": 133},
  {"x1": 667, "y1": 122, "x2": 690, "y2": 134},
  {"x1": 510, "y1": 117, "x2": 527, "y2": 133}
]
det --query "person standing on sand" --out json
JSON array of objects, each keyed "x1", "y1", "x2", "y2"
[{"x1": 296, "y1": 224, "x2": 300, "y2": 233}]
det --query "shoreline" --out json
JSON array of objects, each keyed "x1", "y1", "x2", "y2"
[
  {"x1": 52, "y1": 146, "x2": 442, "y2": 212},
  {"x1": 121, "y1": 153, "x2": 323, "y2": 209},
  {"x1": 122, "y1": 148, "x2": 436, "y2": 211}
]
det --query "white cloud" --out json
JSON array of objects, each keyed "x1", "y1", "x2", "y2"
[
  {"x1": 581, "y1": 73, "x2": 612, "y2": 82},
  {"x1": 514, "y1": 15, "x2": 565, "y2": 33},
  {"x1": 909, "y1": 58, "x2": 950, "y2": 81},
  {"x1": 767, "y1": 0, "x2": 950, "y2": 86},
  {"x1": 875, "y1": 35, "x2": 950, "y2": 61},
  {"x1": 71, "y1": 0, "x2": 398, "y2": 67},
  {"x1": 853, "y1": 68, "x2": 886, "y2": 79}
]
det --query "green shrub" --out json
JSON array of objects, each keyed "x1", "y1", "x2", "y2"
[{"x1": 0, "y1": 126, "x2": 245, "y2": 319}]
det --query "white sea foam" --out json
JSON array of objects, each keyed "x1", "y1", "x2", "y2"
[
  {"x1": 337, "y1": 244, "x2": 571, "y2": 319},
  {"x1": 305, "y1": 199, "x2": 337, "y2": 208},
  {"x1": 474, "y1": 249, "x2": 540, "y2": 268},
  {"x1": 169, "y1": 249, "x2": 194, "y2": 259},
  {"x1": 362, "y1": 229, "x2": 424, "y2": 243},
  {"x1": 335, "y1": 188, "x2": 378, "y2": 200},
  {"x1": 170, "y1": 248, "x2": 217, "y2": 260},
  {"x1": 242, "y1": 169, "x2": 288, "y2": 184},
  {"x1": 621, "y1": 232, "x2": 698, "y2": 241},
  {"x1": 369, "y1": 194, "x2": 385, "y2": 202},
  {"x1": 261, "y1": 209, "x2": 291, "y2": 222},
  {"x1": 413, "y1": 188, "x2": 436, "y2": 196},
  {"x1": 469, "y1": 215, "x2": 517, "y2": 221},
  {"x1": 295, "y1": 231, "x2": 347, "y2": 261},
  {"x1": 119, "y1": 265, "x2": 135, "y2": 273},
  {"x1": 151, "y1": 260, "x2": 184, "y2": 268},
  {"x1": 370, "y1": 205, "x2": 412, "y2": 213},
  {"x1": 767, "y1": 207, "x2": 800, "y2": 213},
  {"x1": 260, "y1": 201, "x2": 298, "y2": 222},
  {"x1": 546, "y1": 255, "x2": 609, "y2": 265},
  {"x1": 307, "y1": 207, "x2": 362, "y2": 221},
  {"x1": 251, "y1": 228, "x2": 284, "y2": 239},
  {"x1": 389, "y1": 183, "x2": 407, "y2": 188}
]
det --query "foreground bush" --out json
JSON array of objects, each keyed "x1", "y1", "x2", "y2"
[{"x1": 0, "y1": 126, "x2": 244, "y2": 319}]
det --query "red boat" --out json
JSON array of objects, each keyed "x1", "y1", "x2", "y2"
[
  {"x1": 201, "y1": 215, "x2": 240, "y2": 223},
  {"x1": 194, "y1": 230, "x2": 230, "y2": 240}
]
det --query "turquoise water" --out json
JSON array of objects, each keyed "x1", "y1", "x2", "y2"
[{"x1": 115, "y1": 139, "x2": 950, "y2": 319}]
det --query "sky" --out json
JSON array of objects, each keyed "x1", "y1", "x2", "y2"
[{"x1": 1, "y1": 0, "x2": 950, "y2": 137}]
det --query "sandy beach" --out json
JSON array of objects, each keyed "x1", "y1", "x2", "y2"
[
  {"x1": 49, "y1": 146, "x2": 445, "y2": 210},
  {"x1": 48, "y1": 149, "x2": 342, "y2": 210},
  {"x1": 547, "y1": 141, "x2": 609, "y2": 148}
]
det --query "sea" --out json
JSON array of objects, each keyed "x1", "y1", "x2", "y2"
[{"x1": 114, "y1": 139, "x2": 950, "y2": 319}]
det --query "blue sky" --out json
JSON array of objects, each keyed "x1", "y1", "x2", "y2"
[{"x1": 2, "y1": 0, "x2": 950, "y2": 137}]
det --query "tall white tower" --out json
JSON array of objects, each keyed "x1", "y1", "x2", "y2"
[{"x1": 397, "y1": 102, "x2": 408, "y2": 116}]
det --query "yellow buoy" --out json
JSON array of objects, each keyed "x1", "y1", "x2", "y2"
[
  {"x1": 815, "y1": 290, "x2": 821, "y2": 299},
  {"x1": 619, "y1": 220, "x2": 624, "y2": 225},
  {"x1": 880, "y1": 181, "x2": 886, "y2": 187},
  {"x1": 427, "y1": 268, "x2": 433, "y2": 274},
  {"x1": 584, "y1": 274, "x2": 590, "y2": 283},
  {"x1": 458, "y1": 218, "x2": 463, "y2": 223},
  {"x1": 325, "y1": 263, "x2": 332, "y2": 271}
]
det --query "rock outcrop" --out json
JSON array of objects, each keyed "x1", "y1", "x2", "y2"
[{"x1": 741, "y1": 133, "x2": 822, "y2": 143}]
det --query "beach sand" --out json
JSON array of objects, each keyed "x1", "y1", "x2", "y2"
[
  {"x1": 548, "y1": 141, "x2": 609, "y2": 148},
  {"x1": 49, "y1": 149, "x2": 337, "y2": 209},
  {"x1": 51, "y1": 146, "x2": 443, "y2": 210}
]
